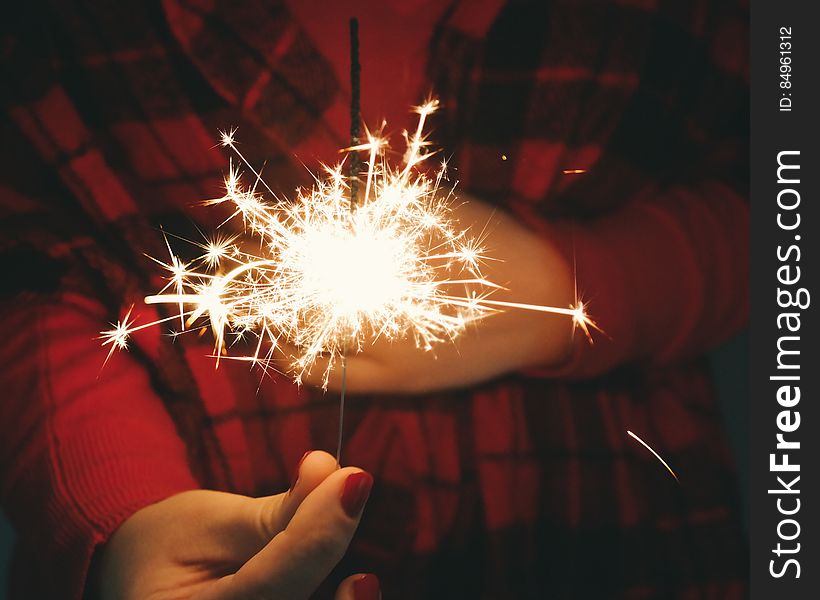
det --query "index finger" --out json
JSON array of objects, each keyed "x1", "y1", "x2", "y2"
[{"x1": 198, "y1": 467, "x2": 373, "y2": 600}]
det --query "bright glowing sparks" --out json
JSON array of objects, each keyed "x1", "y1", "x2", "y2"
[
  {"x1": 101, "y1": 101, "x2": 599, "y2": 385},
  {"x1": 203, "y1": 234, "x2": 236, "y2": 269},
  {"x1": 99, "y1": 306, "x2": 135, "y2": 366},
  {"x1": 626, "y1": 430, "x2": 679, "y2": 483}
]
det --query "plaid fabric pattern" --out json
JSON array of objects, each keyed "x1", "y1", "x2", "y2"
[{"x1": 0, "y1": 1, "x2": 748, "y2": 598}]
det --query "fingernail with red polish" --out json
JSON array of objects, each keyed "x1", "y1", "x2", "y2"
[
  {"x1": 353, "y1": 574, "x2": 380, "y2": 600},
  {"x1": 290, "y1": 451, "x2": 311, "y2": 490},
  {"x1": 341, "y1": 471, "x2": 373, "y2": 517}
]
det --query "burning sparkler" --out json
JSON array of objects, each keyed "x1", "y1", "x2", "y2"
[{"x1": 100, "y1": 99, "x2": 598, "y2": 386}]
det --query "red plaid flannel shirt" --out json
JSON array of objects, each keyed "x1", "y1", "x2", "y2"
[{"x1": 0, "y1": 1, "x2": 749, "y2": 598}]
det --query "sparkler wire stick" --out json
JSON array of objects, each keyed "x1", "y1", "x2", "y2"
[
  {"x1": 336, "y1": 352, "x2": 348, "y2": 465},
  {"x1": 336, "y1": 17, "x2": 362, "y2": 466},
  {"x1": 348, "y1": 17, "x2": 361, "y2": 207}
]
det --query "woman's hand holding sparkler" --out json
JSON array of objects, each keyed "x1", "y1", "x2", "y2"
[
  {"x1": 95, "y1": 451, "x2": 379, "y2": 600},
  {"x1": 293, "y1": 195, "x2": 579, "y2": 394}
]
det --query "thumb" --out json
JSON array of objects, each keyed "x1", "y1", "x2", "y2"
[
  {"x1": 246, "y1": 450, "x2": 340, "y2": 543},
  {"x1": 335, "y1": 574, "x2": 381, "y2": 600},
  {"x1": 193, "y1": 451, "x2": 339, "y2": 565},
  {"x1": 197, "y1": 467, "x2": 373, "y2": 600}
]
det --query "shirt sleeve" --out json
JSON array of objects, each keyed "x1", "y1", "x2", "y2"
[
  {"x1": 517, "y1": 177, "x2": 748, "y2": 379},
  {"x1": 505, "y1": 0, "x2": 750, "y2": 379},
  {"x1": 0, "y1": 292, "x2": 198, "y2": 599}
]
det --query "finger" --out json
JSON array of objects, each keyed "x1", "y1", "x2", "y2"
[
  {"x1": 200, "y1": 467, "x2": 373, "y2": 600},
  {"x1": 238, "y1": 450, "x2": 339, "y2": 555},
  {"x1": 191, "y1": 451, "x2": 338, "y2": 565},
  {"x1": 335, "y1": 574, "x2": 381, "y2": 600},
  {"x1": 274, "y1": 450, "x2": 339, "y2": 532},
  {"x1": 236, "y1": 468, "x2": 373, "y2": 597}
]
